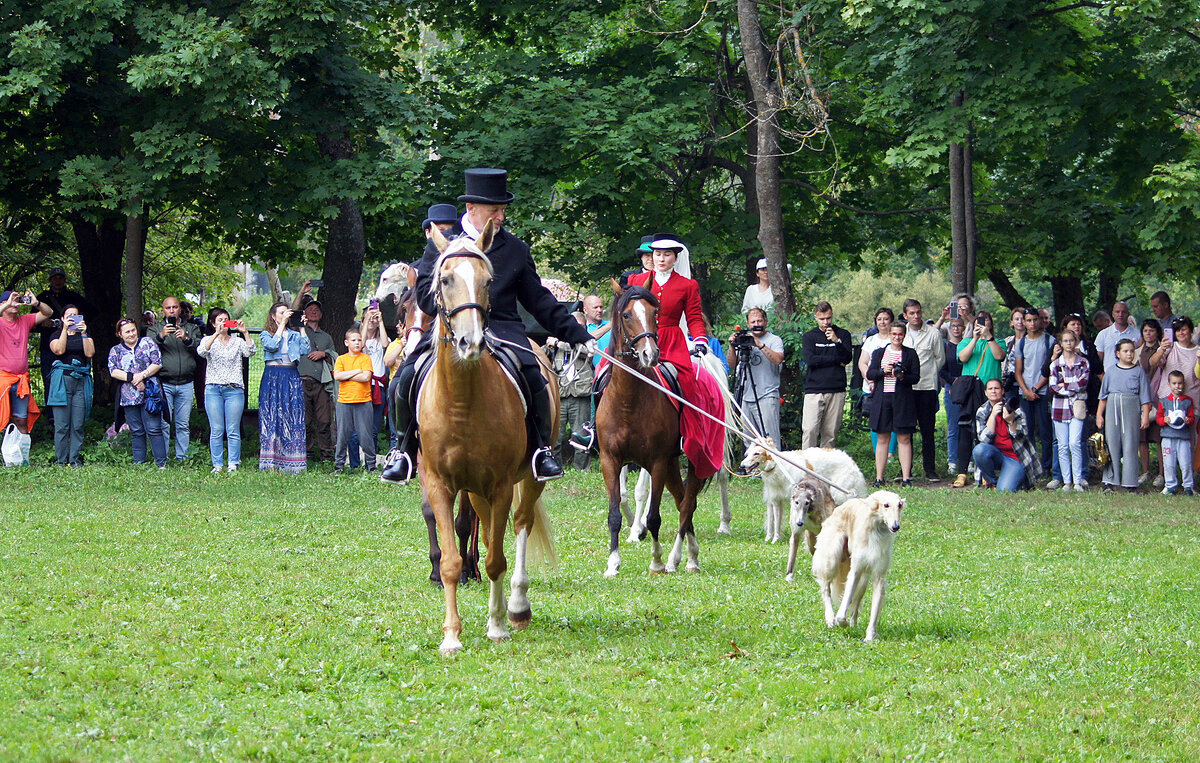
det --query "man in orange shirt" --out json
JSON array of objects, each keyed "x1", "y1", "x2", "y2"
[{"x1": 333, "y1": 328, "x2": 376, "y2": 473}]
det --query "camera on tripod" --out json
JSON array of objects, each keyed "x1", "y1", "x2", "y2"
[{"x1": 731, "y1": 326, "x2": 757, "y2": 353}]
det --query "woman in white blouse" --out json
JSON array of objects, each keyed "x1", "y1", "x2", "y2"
[
  {"x1": 197, "y1": 308, "x2": 257, "y2": 473},
  {"x1": 740, "y1": 258, "x2": 775, "y2": 314}
]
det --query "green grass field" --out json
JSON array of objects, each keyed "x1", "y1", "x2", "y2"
[{"x1": 2, "y1": 465, "x2": 1198, "y2": 760}]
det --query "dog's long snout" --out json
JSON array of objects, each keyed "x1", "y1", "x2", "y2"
[{"x1": 890, "y1": 521, "x2": 901, "y2": 533}]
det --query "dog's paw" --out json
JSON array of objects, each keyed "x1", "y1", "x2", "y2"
[
  {"x1": 784, "y1": 572, "x2": 794, "y2": 583},
  {"x1": 834, "y1": 615, "x2": 849, "y2": 628},
  {"x1": 863, "y1": 631, "x2": 877, "y2": 642}
]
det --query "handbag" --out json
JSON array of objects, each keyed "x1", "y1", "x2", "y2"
[
  {"x1": 143, "y1": 376, "x2": 164, "y2": 416},
  {"x1": 2, "y1": 423, "x2": 30, "y2": 467},
  {"x1": 949, "y1": 348, "x2": 984, "y2": 407},
  {"x1": 1072, "y1": 398, "x2": 1087, "y2": 420}
]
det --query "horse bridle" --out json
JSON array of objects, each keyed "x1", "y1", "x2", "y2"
[
  {"x1": 434, "y1": 250, "x2": 490, "y2": 343},
  {"x1": 615, "y1": 297, "x2": 658, "y2": 358}
]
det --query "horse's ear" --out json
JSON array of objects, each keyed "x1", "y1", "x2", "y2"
[
  {"x1": 406, "y1": 264, "x2": 417, "y2": 288},
  {"x1": 430, "y1": 225, "x2": 450, "y2": 254},
  {"x1": 476, "y1": 219, "x2": 495, "y2": 253},
  {"x1": 610, "y1": 277, "x2": 624, "y2": 297}
]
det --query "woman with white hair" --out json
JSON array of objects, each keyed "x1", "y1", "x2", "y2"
[{"x1": 740, "y1": 258, "x2": 774, "y2": 314}]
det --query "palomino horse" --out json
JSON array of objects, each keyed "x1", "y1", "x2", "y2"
[
  {"x1": 383, "y1": 266, "x2": 481, "y2": 587},
  {"x1": 419, "y1": 221, "x2": 557, "y2": 654},
  {"x1": 597, "y1": 283, "x2": 714, "y2": 577}
]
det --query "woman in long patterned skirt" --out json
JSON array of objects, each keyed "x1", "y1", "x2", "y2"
[{"x1": 259, "y1": 301, "x2": 310, "y2": 473}]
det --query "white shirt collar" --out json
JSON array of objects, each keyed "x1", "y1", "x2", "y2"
[
  {"x1": 459, "y1": 213, "x2": 480, "y2": 240},
  {"x1": 654, "y1": 270, "x2": 672, "y2": 286}
]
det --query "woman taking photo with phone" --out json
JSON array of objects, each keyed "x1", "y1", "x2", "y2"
[
  {"x1": 47, "y1": 305, "x2": 95, "y2": 466},
  {"x1": 107, "y1": 317, "x2": 166, "y2": 467},
  {"x1": 259, "y1": 302, "x2": 310, "y2": 473},
  {"x1": 198, "y1": 308, "x2": 256, "y2": 473}
]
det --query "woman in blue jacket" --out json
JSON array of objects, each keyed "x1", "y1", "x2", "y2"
[{"x1": 259, "y1": 302, "x2": 310, "y2": 473}]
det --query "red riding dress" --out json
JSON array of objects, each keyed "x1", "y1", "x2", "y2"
[{"x1": 629, "y1": 270, "x2": 725, "y2": 479}]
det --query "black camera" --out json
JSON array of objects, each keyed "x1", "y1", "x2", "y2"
[
  {"x1": 731, "y1": 327, "x2": 756, "y2": 350},
  {"x1": 1004, "y1": 397, "x2": 1020, "y2": 414}
]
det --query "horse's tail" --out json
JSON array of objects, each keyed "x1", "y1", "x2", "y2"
[
  {"x1": 696, "y1": 352, "x2": 740, "y2": 470},
  {"x1": 514, "y1": 480, "x2": 558, "y2": 570}
]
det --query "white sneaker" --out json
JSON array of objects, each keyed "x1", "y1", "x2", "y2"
[
  {"x1": 1153, "y1": 475, "x2": 1164, "y2": 488},
  {"x1": 227, "y1": 464, "x2": 238, "y2": 473},
  {"x1": 1162, "y1": 486, "x2": 1173, "y2": 496},
  {"x1": 1045, "y1": 479, "x2": 1063, "y2": 490},
  {"x1": 1061, "y1": 484, "x2": 1072, "y2": 492},
  {"x1": 1138, "y1": 471, "x2": 1149, "y2": 485},
  {"x1": 211, "y1": 466, "x2": 222, "y2": 474},
  {"x1": 948, "y1": 462, "x2": 958, "y2": 475},
  {"x1": 1073, "y1": 484, "x2": 1085, "y2": 492}
]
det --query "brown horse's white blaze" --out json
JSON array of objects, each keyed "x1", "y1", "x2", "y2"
[{"x1": 419, "y1": 221, "x2": 557, "y2": 655}]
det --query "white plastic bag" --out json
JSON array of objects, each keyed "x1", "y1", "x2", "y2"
[{"x1": 2, "y1": 423, "x2": 30, "y2": 467}]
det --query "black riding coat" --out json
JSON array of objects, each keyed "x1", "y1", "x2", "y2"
[{"x1": 414, "y1": 227, "x2": 591, "y2": 375}]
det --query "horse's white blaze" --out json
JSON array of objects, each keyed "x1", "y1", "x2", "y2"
[
  {"x1": 451, "y1": 258, "x2": 485, "y2": 353},
  {"x1": 508, "y1": 528, "x2": 530, "y2": 620},
  {"x1": 604, "y1": 550, "x2": 620, "y2": 578},
  {"x1": 487, "y1": 578, "x2": 510, "y2": 642},
  {"x1": 630, "y1": 300, "x2": 655, "y2": 367}
]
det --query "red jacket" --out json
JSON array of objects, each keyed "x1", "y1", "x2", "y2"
[{"x1": 629, "y1": 271, "x2": 706, "y2": 369}]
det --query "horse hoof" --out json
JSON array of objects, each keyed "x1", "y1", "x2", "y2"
[
  {"x1": 686, "y1": 565, "x2": 700, "y2": 574},
  {"x1": 438, "y1": 637, "x2": 462, "y2": 656},
  {"x1": 664, "y1": 565, "x2": 678, "y2": 574},
  {"x1": 489, "y1": 633, "x2": 511, "y2": 644},
  {"x1": 834, "y1": 616, "x2": 849, "y2": 628},
  {"x1": 648, "y1": 566, "x2": 666, "y2": 575},
  {"x1": 784, "y1": 573, "x2": 795, "y2": 583},
  {"x1": 508, "y1": 609, "x2": 532, "y2": 629},
  {"x1": 603, "y1": 569, "x2": 619, "y2": 579},
  {"x1": 717, "y1": 523, "x2": 731, "y2": 535}
]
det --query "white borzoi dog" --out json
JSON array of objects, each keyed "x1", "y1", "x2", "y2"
[
  {"x1": 811, "y1": 490, "x2": 904, "y2": 642},
  {"x1": 739, "y1": 437, "x2": 867, "y2": 544},
  {"x1": 784, "y1": 477, "x2": 838, "y2": 582}
]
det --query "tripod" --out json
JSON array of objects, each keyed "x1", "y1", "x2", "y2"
[{"x1": 731, "y1": 341, "x2": 767, "y2": 439}]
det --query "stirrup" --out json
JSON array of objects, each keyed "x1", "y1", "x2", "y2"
[
  {"x1": 380, "y1": 450, "x2": 416, "y2": 485},
  {"x1": 532, "y1": 446, "x2": 564, "y2": 482},
  {"x1": 569, "y1": 421, "x2": 595, "y2": 452}
]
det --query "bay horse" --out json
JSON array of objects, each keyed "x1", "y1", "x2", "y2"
[
  {"x1": 597, "y1": 283, "x2": 712, "y2": 577},
  {"x1": 419, "y1": 221, "x2": 557, "y2": 654},
  {"x1": 379, "y1": 264, "x2": 481, "y2": 587}
]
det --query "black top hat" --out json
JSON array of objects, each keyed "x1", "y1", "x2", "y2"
[
  {"x1": 457, "y1": 168, "x2": 516, "y2": 205},
  {"x1": 422, "y1": 203, "x2": 459, "y2": 230},
  {"x1": 650, "y1": 232, "x2": 686, "y2": 253},
  {"x1": 635, "y1": 235, "x2": 654, "y2": 254}
]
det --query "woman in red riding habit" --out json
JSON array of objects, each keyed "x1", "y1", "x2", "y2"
[{"x1": 626, "y1": 233, "x2": 726, "y2": 479}]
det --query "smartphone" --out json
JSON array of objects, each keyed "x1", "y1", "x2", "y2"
[
  {"x1": 18, "y1": 295, "x2": 33, "y2": 305},
  {"x1": 369, "y1": 299, "x2": 379, "y2": 311},
  {"x1": 1163, "y1": 327, "x2": 1174, "y2": 343},
  {"x1": 166, "y1": 316, "x2": 179, "y2": 326},
  {"x1": 287, "y1": 312, "x2": 302, "y2": 330},
  {"x1": 309, "y1": 279, "x2": 324, "y2": 289},
  {"x1": 976, "y1": 315, "x2": 987, "y2": 326},
  {"x1": 949, "y1": 302, "x2": 959, "y2": 319},
  {"x1": 223, "y1": 319, "x2": 239, "y2": 329},
  {"x1": 68, "y1": 315, "x2": 84, "y2": 328}
]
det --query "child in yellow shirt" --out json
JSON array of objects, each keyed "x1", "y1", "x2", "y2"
[{"x1": 333, "y1": 329, "x2": 376, "y2": 472}]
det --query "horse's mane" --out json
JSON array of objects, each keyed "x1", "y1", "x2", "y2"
[{"x1": 613, "y1": 285, "x2": 659, "y2": 317}]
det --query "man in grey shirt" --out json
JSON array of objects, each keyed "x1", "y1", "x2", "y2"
[
  {"x1": 729, "y1": 308, "x2": 785, "y2": 450},
  {"x1": 1014, "y1": 308, "x2": 1056, "y2": 481}
]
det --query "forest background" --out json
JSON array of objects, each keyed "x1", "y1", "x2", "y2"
[{"x1": 3, "y1": 0, "x2": 1200, "y2": 375}]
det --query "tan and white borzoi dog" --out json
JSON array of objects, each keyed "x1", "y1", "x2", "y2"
[
  {"x1": 811, "y1": 490, "x2": 904, "y2": 642},
  {"x1": 784, "y1": 477, "x2": 838, "y2": 582},
  {"x1": 738, "y1": 437, "x2": 867, "y2": 544}
]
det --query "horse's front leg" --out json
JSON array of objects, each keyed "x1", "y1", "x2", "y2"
[
  {"x1": 508, "y1": 480, "x2": 542, "y2": 629},
  {"x1": 426, "y1": 481, "x2": 463, "y2": 655},
  {"x1": 617, "y1": 464, "x2": 634, "y2": 529},
  {"x1": 602, "y1": 453, "x2": 625, "y2": 577},
  {"x1": 660, "y1": 464, "x2": 686, "y2": 573},
  {"x1": 476, "y1": 488, "x2": 512, "y2": 644}
]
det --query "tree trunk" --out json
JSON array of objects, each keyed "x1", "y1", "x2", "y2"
[
  {"x1": 987, "y1": 269, "x2": 1035, "y2": 313},
  {"x1": 736, "y1": 0, "x2": 795, "y2": 316},
  {"x1": 963, "y1": 130, "x2": 978, "y2": 294},
  {"x1": 1049, "y1": 275, "x2": 1085, "y2": 326},
  {"x1": 123, "y1": 201, "x2": 146, "y2": 321},
  {"x1": 948, "y1": 95, "x2": 967, "y2": 295},
  {"x1": 265, "y1": 266, "x2": 284, "y2": 303},
  {"x1": 317, "y1": 127, "x2": 365, "y2": 353},
  {"x1": 1096, "y1": 264, "x2": 1119, "y2": 315},
  {"x1": 73, "y1": 212, "x2": 126, "y2": 406}
]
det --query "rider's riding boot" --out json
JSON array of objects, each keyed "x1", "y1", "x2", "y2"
[
  {"x1": 531, "y1": 387, "x2": 565, "y2": 482},
  {"x1": 381, "y1": 361, "x2": 419, "y2": 485},
  {"x1": 568, "y1": 421, "x2": 595, "y2": 452}
]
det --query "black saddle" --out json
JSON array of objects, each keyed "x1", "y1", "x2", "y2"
[
  {"x1": 594, "y1": 360, "x2": 683, "y2": 405},
  {"x1": 404, "y1": 337, "x2": 535, "y2": 417}
]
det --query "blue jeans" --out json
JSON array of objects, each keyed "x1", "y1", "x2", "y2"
[
  {"x1": 943, "y1": 387, "x2": 961, "y2": 466},
  {"x1": 1053, "y1": 417, "x2": 1086, "y2": 485},
  {"x1": 124, "y1": 403, "x2": 167, "y2": 466},
  {"x1": 161, "y1": 381, "x2": 194, "y2": 459},
  {"x1": 973, "y1": 442, "x2": 1027, "y2": 492},
  {"x1": 1018, "y1": 394, "x2": 1054, "y2": 475},
  {"x1": 205, "y1": 384, "x2": 245, "y2": 468}
]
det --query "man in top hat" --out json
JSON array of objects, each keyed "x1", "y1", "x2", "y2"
[
  {"x1": 382, "y1": 168, "x2": 596, "y2": 484},
  {"x1": 423, "y1": 203, "x2": 459, "y2": 238},
  {"x1": 619, "y1": 235, "x2": 655, "y2": 289}
]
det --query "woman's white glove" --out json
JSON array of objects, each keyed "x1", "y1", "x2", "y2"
[
  {"x1": 691, "y1": 338, "x2": 710, "y2": 356},
  {"x1": 584, "y1": 339, "x2": 600, "y2": 357}
]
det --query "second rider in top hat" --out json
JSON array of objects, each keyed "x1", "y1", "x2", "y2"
[{"x1": 383, "y1": 168, "x2": 597, "y2": 484}]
